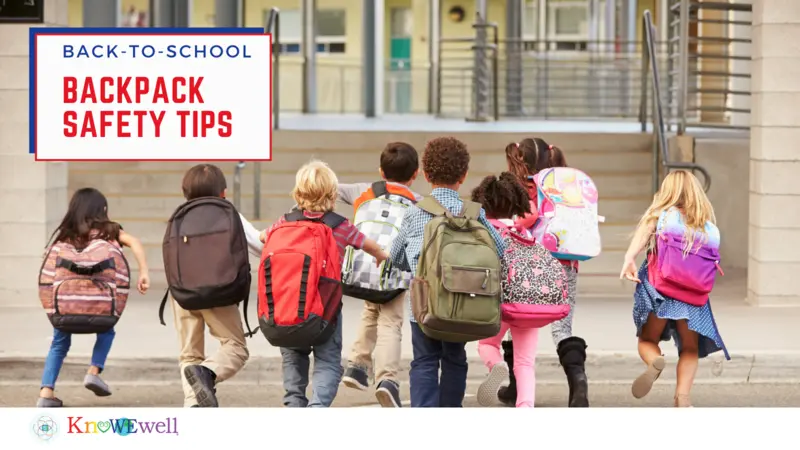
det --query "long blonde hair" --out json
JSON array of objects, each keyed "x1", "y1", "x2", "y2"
[
  {"x1": 638, "y1": 170, "x2": 715, "y2": 253},
  {"x1": 292, "y1": 160, "x2": 339, "y2": 212}
]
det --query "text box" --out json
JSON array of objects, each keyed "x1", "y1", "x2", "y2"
[{"x1": 31, "y1": 28, "x2": 273, "y2": 161}]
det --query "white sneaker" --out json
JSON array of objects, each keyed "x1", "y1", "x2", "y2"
[{"x1": 477, "y1": 362, "x2": 509, "y2": 407}]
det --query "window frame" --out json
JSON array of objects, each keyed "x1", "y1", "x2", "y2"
[{"x1": 265, "y1": 8, "x2": 347, "y2": 55}]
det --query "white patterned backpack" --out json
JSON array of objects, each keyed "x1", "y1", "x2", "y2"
[
  {"x1": 531, "y1": 167, "x2": 604, "y2": 261},
  {"x1": 342, "y1": 182, "x2": 416, "y2": 303}
]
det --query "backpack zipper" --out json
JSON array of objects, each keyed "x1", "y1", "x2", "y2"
[{"x1": 481, "y1": 269, "x2": 489, "y2": 289}]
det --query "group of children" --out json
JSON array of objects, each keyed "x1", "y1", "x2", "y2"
[{"x1": 35, "y1": 135, "x2": 730, "y2": 409}]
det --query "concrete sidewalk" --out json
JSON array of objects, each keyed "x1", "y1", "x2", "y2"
[{"x1": 3, "y1": 273, "x2": 799, "y2": 381}]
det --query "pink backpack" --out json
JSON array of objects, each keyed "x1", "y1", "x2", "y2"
[
  {"x1": 647, "y1": 224, "x2": 724, "y2": 307},
  {"x1": 38, "y1": 238, "x2": 130, "y2": 334},
  {"x1": 490, "y1": 219, "x2": 570, "y2": 329}
]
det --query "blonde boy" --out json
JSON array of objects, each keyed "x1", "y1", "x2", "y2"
[{"x1": 260, "y1": 160, "x2": 388, "y2": 407}]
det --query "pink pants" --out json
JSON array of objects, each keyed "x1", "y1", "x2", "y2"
[{"x1": 477, "y1": 322, "x2": 539, "y2": 407}]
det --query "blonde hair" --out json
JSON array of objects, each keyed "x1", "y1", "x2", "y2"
[
  {"x1": 638, "y1": 170, "x2": 716, "y2": 253},
  {"x1": 292, "y1": 160, "x2": 339, "y2": 212}
]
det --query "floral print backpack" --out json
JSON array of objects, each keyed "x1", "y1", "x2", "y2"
[{"x1": 490, "y1": 219, "x2": 571, "y2": 329}]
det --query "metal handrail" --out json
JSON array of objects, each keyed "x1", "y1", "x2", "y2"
[
  {"x1": 641, "y1": 10, "x2": 710, "y2": 193},
  {"x1": 233, "y1": 7, "x2": 280, "y2": 218}
]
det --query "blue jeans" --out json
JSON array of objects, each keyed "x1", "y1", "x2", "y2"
[
  {"x1": 280, "y1": 312, "x2": 343, "y2": 407},
  {"x1": 41, "y1": 328, "x2": 116, "y2": 389},
  {"x1": 409, "y1": 322, "x2": 468, "y2": 407}
]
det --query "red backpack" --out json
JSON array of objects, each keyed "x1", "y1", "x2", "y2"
[{"x1": 257, "y1": 210, "x2": 345, "y2": 347}]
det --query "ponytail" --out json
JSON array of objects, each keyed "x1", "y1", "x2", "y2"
[{"x1": 505, "y1": 142, "x2": 529, "y2": 184}]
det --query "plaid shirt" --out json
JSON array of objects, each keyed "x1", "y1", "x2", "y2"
[{"x1": 389, "y1": 187, "x2": 506, "y2": 323}]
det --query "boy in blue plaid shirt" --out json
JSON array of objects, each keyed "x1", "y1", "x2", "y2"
[{"x1": 390, "y1": 137, "x2": 506, "y2": 407}]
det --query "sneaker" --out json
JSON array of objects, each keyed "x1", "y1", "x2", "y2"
[
  {"x1": 184, "y1": 365, "x2": 218, "y2": 407},
  {"x1": 342, "y1": 366, "x2": 369, "y2": 391},
  {"x1": 631, "y1": 356, "x2": 666, "y2": 399},
  {"x1": 375, "y1": 380, "x2": 402, "y2": 408},
  {"x1": 36, "y1": 397, "x2": 63, "y2": 408},
  {"x1": 83, "y1": 374, "x2": 112, "y2": 397},
  {"x1": 477, "y1": 362, "x2": 509, "y2": 407}
]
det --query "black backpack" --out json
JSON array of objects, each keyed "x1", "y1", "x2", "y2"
[{"x1": 158, "y1": 197, "x2": 254, "y2": 335}]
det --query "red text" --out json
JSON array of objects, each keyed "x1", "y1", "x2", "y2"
[
  {"x1": 63, "y1": 110, "x2": 165, "y2": 138},
  {"x1": 63, "y1": 76, "x2": 205, "y2": 104},
  {"x1": 177, "y1": 110, "x2": 232, "y2": 138}
]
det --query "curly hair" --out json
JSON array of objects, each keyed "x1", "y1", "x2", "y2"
[
  {"x1": 422, "y1": 137, "x2": 470, "y2": 185},
  {"x1": 470, "y1": 172, "x2": 531, "y2": 219}
]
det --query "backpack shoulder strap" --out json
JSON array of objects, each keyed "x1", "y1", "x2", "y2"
[
  {"x1": 371, "y1": 181, "x2": 388, "y2": 198},
  {"x1": 385, "y1": 183, "x2": 418, "y2": 203},
  {"x1": 321, "y1": 212, "x2": 346, "y2": 229},
  {"x1": 416, "y1": 197, "x2": 447, "y2": 216},
  {"x1": 284, "y1": 210, "x2": 306, "y2": 223},
  {"x1": 460, "y1": 200, "x2": 482, "y2": 220}
]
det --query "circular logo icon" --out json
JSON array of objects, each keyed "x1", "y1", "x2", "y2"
[
  {"x1": 115, "y1": 418, "x2": 131, "y2": 436},
  {"x1": 32, "y1": 416, "x2": 58, "y2": 441}
]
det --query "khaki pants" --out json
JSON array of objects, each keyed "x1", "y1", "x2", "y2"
[
  {"x1": 171, "y1": 299, "x2": 249, "y2": 407},
  {"x1": 347, "y1": 291, "x2": 405, "y2": 384}
]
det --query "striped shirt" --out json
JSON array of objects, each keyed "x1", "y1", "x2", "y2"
[
  {"x1": 389, "y1": 187, "x2": 507, "y2": 323},
  {"x1": 266, "y1": 211, "x2": 366, "y2": 267}
]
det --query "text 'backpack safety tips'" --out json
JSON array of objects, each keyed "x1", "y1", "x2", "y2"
[
  {"x1": 39, "y1": 239, "x2": 131, "y2": 334},
  {"x1": 531, "y1": 167, "x2": 604, "y2": 261},
  {"x1": 258, "y1": 211, "x2": 345, "y2": 348},
  {"x1": 160, "y1": 197, "x2": 253, "y2": 334},
  {"x1": 342, "y1": 181, "x2": 416, "y2": 304},
  {"x1": 410, "y1": 198, "x2": 502, "y2": 343}
]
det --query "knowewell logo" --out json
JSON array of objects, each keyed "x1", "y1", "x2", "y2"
[{"x1": 67, "y1": 416, "x2": 179, "y2": 436}]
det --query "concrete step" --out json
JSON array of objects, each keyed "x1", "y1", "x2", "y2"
[
  {"x1": 103, "y1": 194, "x2": 651, "y2": 224},
  {"x1": 267, "y1": 130, "x2": 654, "y2": 154},
  {"x1": 126, "y1": 268, "x2": 636, "y2": 298},
  {"x1": 124, "y1": 219, "x2": 635, "y2": 249},
  {"x1": 70, "y1": 169, "x2": 653, "y2": 200},
  {"x1": 68, "y1": 149, "x2": 653, "y2": 175},
  {"x1": 134, "y1": 234, "x2": 633, "y2": 271},
  {"x1": 123, "y1": 244, "x2": 634, "y2": 299}
]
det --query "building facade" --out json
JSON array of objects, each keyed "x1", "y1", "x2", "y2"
[{"x1": 64, "y1": 0, "x2": 670, "y2": 115}]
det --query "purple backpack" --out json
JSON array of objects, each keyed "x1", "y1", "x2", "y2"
[
  {"x1": 648, "y1": 232, "x2": 723, "y2": 306},
  {"x1": 490, "y1": 219, "x2": 570, "y2": 329}
]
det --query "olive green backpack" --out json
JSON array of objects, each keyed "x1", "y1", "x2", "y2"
[{"x1": 410, "y1": 197, "x2": 502, "y2": 343}]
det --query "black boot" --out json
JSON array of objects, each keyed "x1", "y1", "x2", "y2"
[
  {"x1": 557, "y1": 337, "x2": 589, "y2": 407},
  {"x1": 497, "y1": 340, "x2": 516, "y2": 406}
]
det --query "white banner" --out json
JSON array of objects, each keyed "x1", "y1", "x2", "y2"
[
  {"x1": 31, "y1": 29, "x2": 273, "y2": 161},
  {"x1": 9, "y1": 407, "x2": 798, "y2": 448}
]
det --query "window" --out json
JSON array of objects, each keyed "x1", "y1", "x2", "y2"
[
  {"x1": 266, "y1": 9, "x2": 347, "y2": 55},
  {"x1": 523, "y1": 0, "x2": 591, "y2": 51},
  {"x1": 547, "y1": 1, "x2": 589, "y2": 49}
]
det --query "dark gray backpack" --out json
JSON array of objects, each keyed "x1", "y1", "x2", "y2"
[{"x1": 158, "y1": 197, "x2": 254, "y2": 335}]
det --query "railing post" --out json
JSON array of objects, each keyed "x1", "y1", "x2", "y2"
[
  {"x1": 470, "y1": 2, "x2": 490, "y2": 122},
  {"x1": 492, "y1": 25, "x2": 499, "y2": 121},
  {"x1": 677, "y1": 0, "x2": 690, "y2": 134},
  {"x1": 639, "y1": 14, "x2": 650, "y2": 132},
  {"x1": 233, "y1": 161, "x2": 244, "y2": 211},
  {"x1": 428, "y1": 0, "x2": 441, "y2": 115},
  {"x1": 273, "y1": 10, "x2": 280, "y2": 130},
  {"x1": 505, "y1": 0, "x2": 523, "y2": 116},
  {"x1": 301, "y1": 0, "x2": 317, "y2": 113}
]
